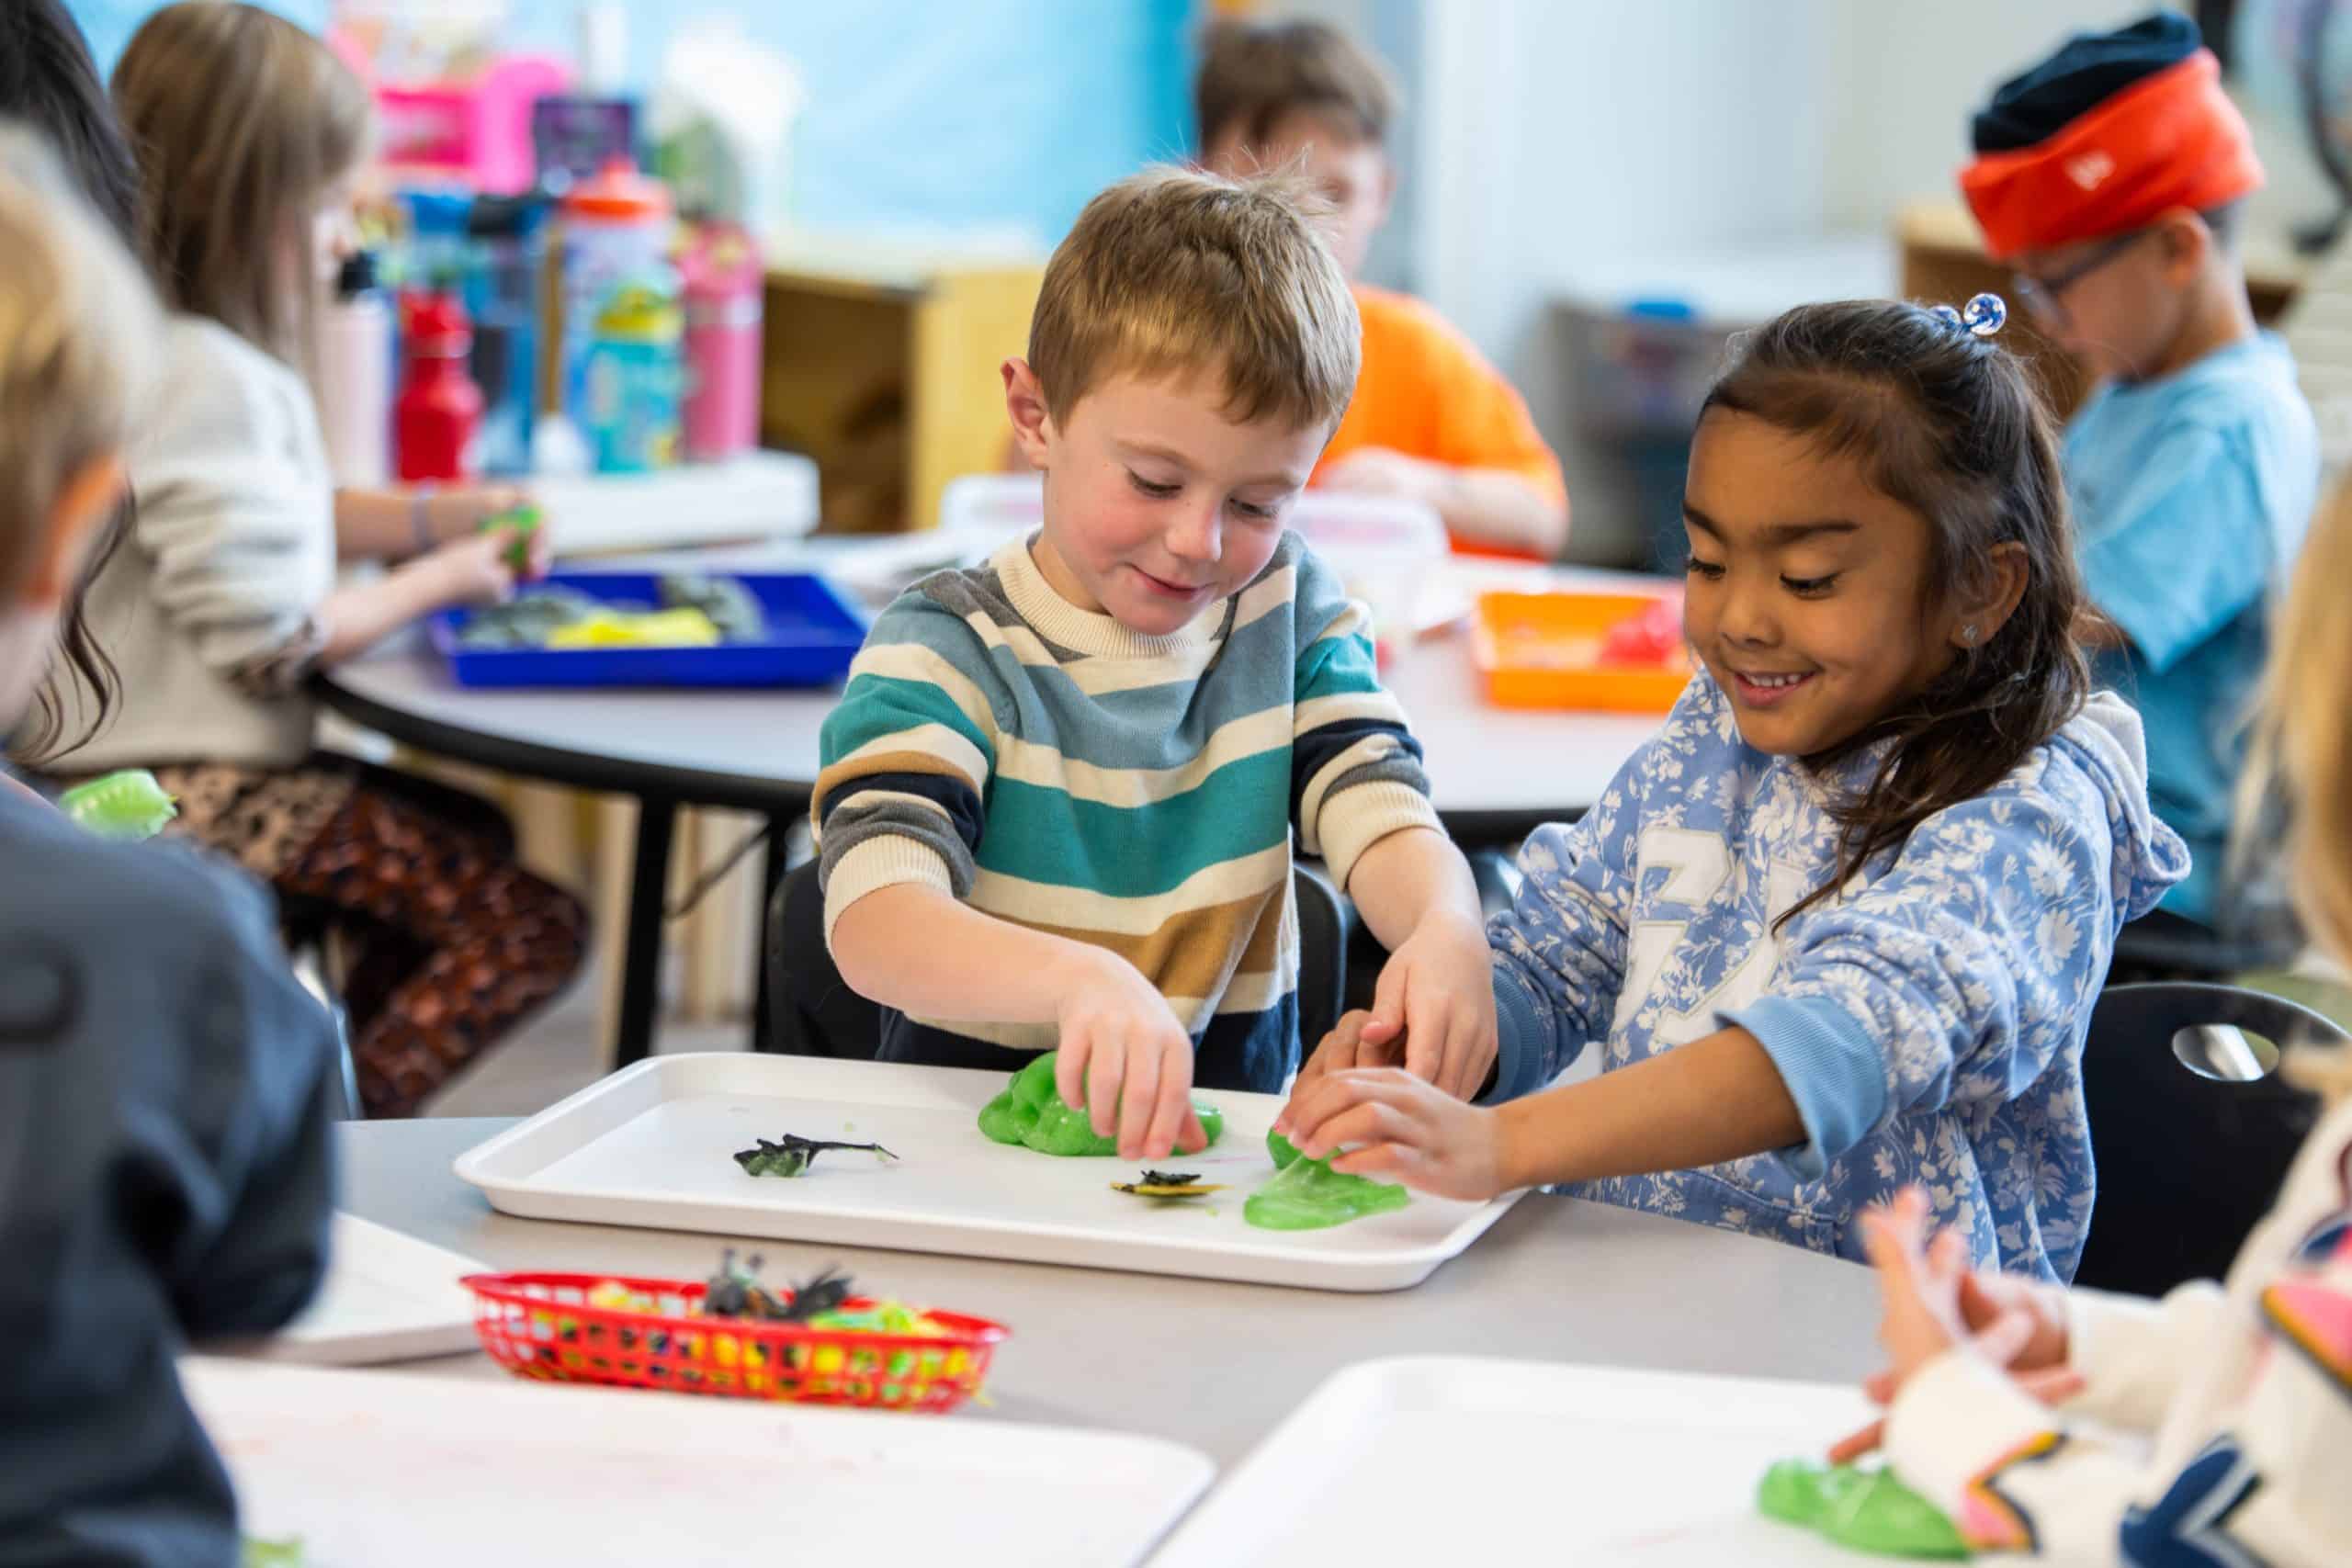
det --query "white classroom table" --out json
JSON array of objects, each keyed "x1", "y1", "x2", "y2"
[
  {"x1": 338, "y1": 1117, "x2": 1883, "y2": 1472},
  {"x1": 316, "y1": 541, "x2": 1668, "y2": 1064}
]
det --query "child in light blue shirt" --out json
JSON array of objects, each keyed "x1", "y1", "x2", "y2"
[
  {"x1": 1957, "y1": 15, "x2": 2319, "y2": 925},
  {"x1": 2063, "y1": 333, "x2": 2316, "y2": 922},
  {"x1": 1280, "y1": 299, "x2": 2188, "y2": 1280}
]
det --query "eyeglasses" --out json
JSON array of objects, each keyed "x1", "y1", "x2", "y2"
[{"x1": 2010, "y1": 230, "x2": 2151, "y2": 331}]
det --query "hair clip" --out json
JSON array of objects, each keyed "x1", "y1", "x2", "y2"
[{"x1": 1928, "y1": 293, "x2": 2007, "y2": 338}]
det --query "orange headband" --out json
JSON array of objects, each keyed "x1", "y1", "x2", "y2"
[{"x1": 1959, "y1": 51, "x2": 2262, "y2": 261}]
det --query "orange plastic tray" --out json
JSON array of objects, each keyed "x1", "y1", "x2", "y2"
[{"x1": 1472, "y1": 590, "x2": 1691, "y2": 712}]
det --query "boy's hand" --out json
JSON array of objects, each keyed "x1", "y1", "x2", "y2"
[
  {"x1": 1320, "y1": 446, "x2": 1442, "y2": 508},
  {"x1": 1363, "y1": 909, "x2": 1498, "y2": 1100},
  {"x1": 1281, "y1": 1066, "x2": 1510, "y2": 1202},
  {"x1": 1054, "y1": 950, "x2": 1208, "y2": 1161}
]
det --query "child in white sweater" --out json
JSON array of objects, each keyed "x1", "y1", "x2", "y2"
[
  {"x1": 57, "y1": 4, "x2": 584, "y2": 1115},
  {"x1": 1844, "y1": 472, "x2": 2352, "y2": 1565}
]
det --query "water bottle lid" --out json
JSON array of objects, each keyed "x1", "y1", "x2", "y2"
[
  {"x1": 335, "y1": 250, "x2": 380, "y2": 299},
  {"x1": 563, "y1": 159, "x2": 673, "y2": 223},
  {"x1": 468, "y1": 193, "x2": 551, "y2": 242},
  {"x1": 401, "y1": 289, "x2": 473, "y2": 354}
]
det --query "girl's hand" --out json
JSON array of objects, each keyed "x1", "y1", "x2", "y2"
[
  {"x1": 426, "y1": 484, "x2": 533, "y2": 544},
  {"x1": 417, "y1": 531, "x2": 522, "y2": 611},
  {"x1": 1280, "y1": 1066, "x2": 1510, "y2": 1201},
  {"x1": 1830, "y1": 1185, "x2": 2079, "y2": 1459},
  {"x1": 1828, "y1": 1364, "x2": 2086, "y2": 1464},
  {"x1": 1053, "y1": 950, "x2": 1208, "y2": 1161},
  {"x1": 1363, "y1": 908, "x2": 1498, "y2": 1101}
]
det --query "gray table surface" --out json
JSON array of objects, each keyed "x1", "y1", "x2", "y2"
[
  {"x1": 341, "y1": 1118, "x2": 1885, "y2": 1468},
  {"x1": 320, "y1": 546, "x2": 1662, "y2": 827}
]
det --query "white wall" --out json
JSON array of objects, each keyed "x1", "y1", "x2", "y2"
[
  {"x1": 1821, "y1": 0, "x2": 2161, "y2": 231},
  {"x1": 1260, "y1": 0, "x2": 1426, "y2": 289},
  {"x1": 1418, "y1": 0, "x2": 1849, "y2": 560}
]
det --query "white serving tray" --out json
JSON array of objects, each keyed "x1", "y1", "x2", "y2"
[
  {"x1": 183, "y1": 1357, "x2": 1210, "y2": 1567},
  {"x1": 1152, "y1": 1357, "x2": 1882, "y2": 1565},
  {"x1": 230, "y1": 1213, "x2": 481, "y2": 1366},
  {"x1": 454, "y1": 1055, "x2": 1521, "y2": 1292}
]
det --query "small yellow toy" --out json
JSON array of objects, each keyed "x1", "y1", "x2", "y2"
[{"x1": 544, "y1": 606, "x2": 721, "y2": 650}]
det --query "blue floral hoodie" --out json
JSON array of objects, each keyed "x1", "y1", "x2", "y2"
[{"x1": 1487, "y1": 672, "x2": 2188, "y2": 1280}]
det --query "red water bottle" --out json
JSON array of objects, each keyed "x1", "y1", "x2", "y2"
[{"x1": 395, "y1": 288, "x2": 484, "y2": 482}]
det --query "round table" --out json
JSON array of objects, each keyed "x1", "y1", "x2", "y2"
[
  {"x1": 316, "y1": 547, "x2": 1662, "y2": 1064},
  {"x1": 338, "y1": 1117, "x2": 1882, "y2": 1470}
]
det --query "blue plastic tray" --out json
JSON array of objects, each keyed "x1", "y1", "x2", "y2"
[{"x1": 432, "y1": 571, "x2": 868, "y2": 690}]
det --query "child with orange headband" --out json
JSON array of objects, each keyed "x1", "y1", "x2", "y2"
[{"x1": 1961, "y1": 12, "x2": 2316, "y2": 934}]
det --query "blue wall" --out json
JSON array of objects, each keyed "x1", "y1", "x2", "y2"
[{"x1": 72, "y1": 1, "x2": 1197, "y2": 248}]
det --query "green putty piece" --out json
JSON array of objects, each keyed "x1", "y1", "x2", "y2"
[{"x1": 976, "y1": 1051, "x2": 1224, "y2": 1156}]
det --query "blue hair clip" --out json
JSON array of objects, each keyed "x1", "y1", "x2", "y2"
[{"x1": 1930, "y1": 293, "x2": 2007, "y2": 338}]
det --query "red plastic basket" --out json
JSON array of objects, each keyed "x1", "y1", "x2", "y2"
[{"x1": 461, "y1": 1271, "x2": 1009, "y2": 1413}]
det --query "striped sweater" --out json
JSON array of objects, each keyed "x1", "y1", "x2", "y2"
[{"x1": 812, "y1": 530, "x2": 1440, "y2": 1091}]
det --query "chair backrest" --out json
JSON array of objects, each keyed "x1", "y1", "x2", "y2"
[
  {"x1": 765, "y1": 860, "x2": 1351, "y2": 1071},
  {"x1": 2074, "y1": 982, "x2": 2343, "y2": 1295},
  {"x1": 765, "y1": 858, "x2": 882, "y2": 1060}
]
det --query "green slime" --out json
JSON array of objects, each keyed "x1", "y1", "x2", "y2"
[
  {"x1": 1244, "y1": 1129, "x2": 1411, "y2": 1230},
  {"x1": 977, "y1": 1051, "x2": 1225, "y2": 1156},
  {"x1": 1757, "y1": 1460, "x2": 1969, "y2": 1560},
  {"x1": 59, "y1": 770, "x2": 176, "y2": 841}
]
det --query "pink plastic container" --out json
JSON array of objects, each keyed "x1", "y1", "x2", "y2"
[
  {"x1": 372, "y1": 57, "x2": 568, "y2": 197},
  {"x1": 679, "y1": 223, "x2": 765, "y2": 462}
]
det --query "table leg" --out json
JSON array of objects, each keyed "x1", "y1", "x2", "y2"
[{"x1": 613, "y1": 798, "x2": 677, "y2": 1069}]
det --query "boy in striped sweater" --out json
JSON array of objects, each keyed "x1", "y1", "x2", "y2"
[{"x1": 814, "y1": 167, "x2": 1493, "y2": 1162}]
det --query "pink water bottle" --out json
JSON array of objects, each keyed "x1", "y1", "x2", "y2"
[{"x1": 679, "y1": 222, "x2": 763, "y2": 462}]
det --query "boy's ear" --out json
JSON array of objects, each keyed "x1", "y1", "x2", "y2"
[
  {"x1": 2154, "y1": 207, "x2": 2211, "y2": 283},
  {"x1": 27, "y1": 457, "x2": 126, "y2": 607},
  {"x1": 1002, "y1": 358, "x2": 1058, "y2": 471},
  {"x1": 1951, "y1": 541, "x2": 2030, "y2": 653}
]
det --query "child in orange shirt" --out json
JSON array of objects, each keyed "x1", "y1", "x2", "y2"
[{"x1": 1197, "y1": 18, "x2": 1570, "y2": 560}]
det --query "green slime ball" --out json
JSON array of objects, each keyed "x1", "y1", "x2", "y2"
[
  {"x1": 976, "y1": 1051, "x2": 1224, "y2": 1156},
  {"x1": 59, "y1": 770, "x2": 176, "y2": 841},
  {"x1": 1757, "y1": 1460, "x2": 1969, "y2": 1560},
  {"x1": 1244, "y1": 1127, "x2": 1411, "y2": 1230}
]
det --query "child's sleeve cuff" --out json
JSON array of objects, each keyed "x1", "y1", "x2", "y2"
[
  {"x1": 1481, "y1": 964, "x2": 1555, "y2": 1105},
  {"x1": 821, "y1": 834, "x2": 956, "y2": 948},
  {"x1": 1317, "y1": 781, "x2": 1443, "y2": 892},
  {"x1": 1724, "y1": 994, "x2": 1887, "y2": 1181}
]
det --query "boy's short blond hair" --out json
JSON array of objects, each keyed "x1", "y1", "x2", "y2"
[
  {"x1": 1195, "y1": 18, "x2": 1396, "y2": 153},
  {"x1": 0, "y1": 124, "x2": 159, "y2": 598},
  {"x1": 1028, "y1": 165, "x2": 1360, "y2": 435}
]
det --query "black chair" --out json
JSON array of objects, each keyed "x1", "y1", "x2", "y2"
[
  {"x1": 763, "y1": 858, "x2": 1349, "y2": 1062},
  {"x1": 2108, "y1": 908, "x2": 2293, "y2": 985},
  {"x1": 2074, "y1": 982, "x2": 2344, "y2": 1296}
]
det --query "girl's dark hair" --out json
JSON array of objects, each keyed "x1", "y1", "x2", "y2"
[
  {"x1": 0, "y1": 1, "x2": 143, "y2": 248},
  {"x1": 0, "y1": 0, "x2": 142, "y2": 764},
  {"x1": 1700, "y1": 299, "x2": 2091, "y2": 926}
]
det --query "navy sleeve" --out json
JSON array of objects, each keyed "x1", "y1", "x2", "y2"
[{"x1": 173, "y1": 874, "x2": 339, "y2": 1339}]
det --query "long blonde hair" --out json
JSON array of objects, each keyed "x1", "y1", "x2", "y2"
[
  {"x1": 110, "y1": 2, "x2": 371, "y2": 366},
  {"x1": 2241, "y1": 478, "x2": 2352, "y2": 1104}
]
